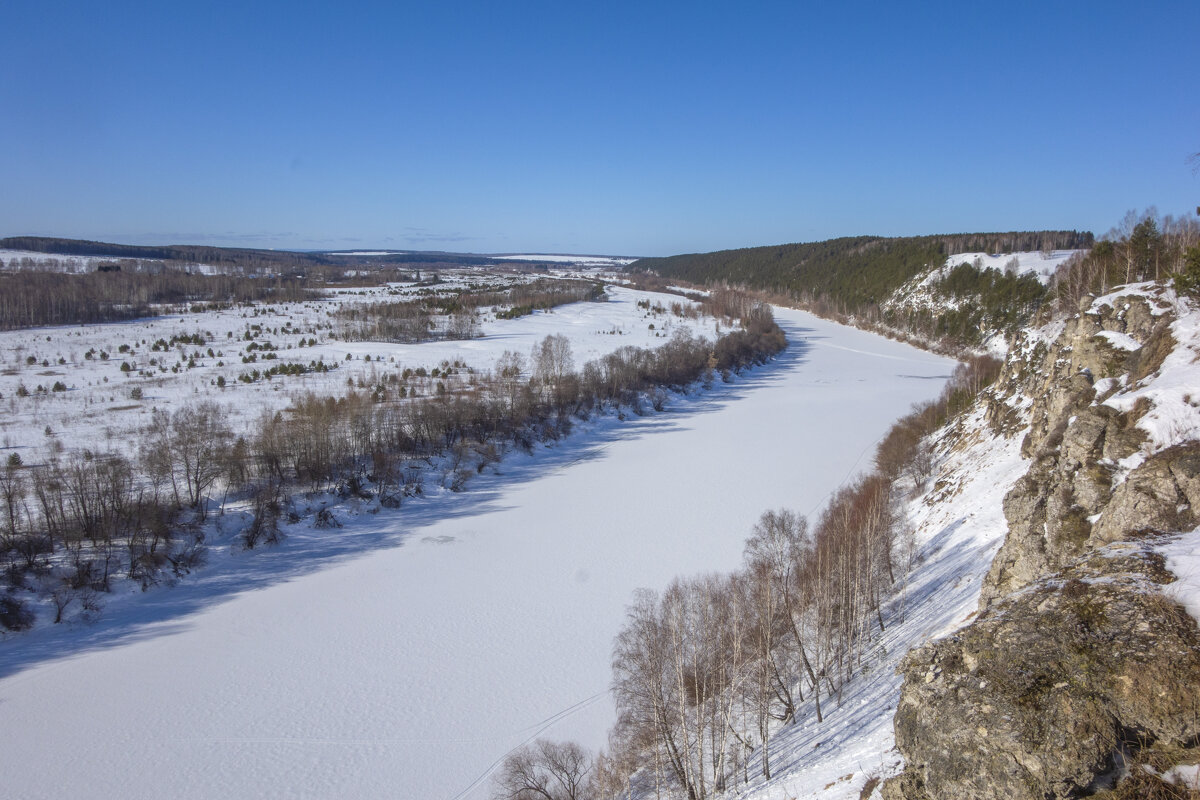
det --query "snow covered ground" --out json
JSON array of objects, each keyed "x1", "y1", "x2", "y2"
[
  {"x1": 0, "y1": 306, "x2": 956, "y2": 799},
  {"x1": 883, "y1": 250, "x2": 1087, "y2": 355},
  {"x1": 490, "y1": 254, "x2": 638, "y2": 267},
  {"x1": 1093, "y1": 282, "x2": 1200, "y2": 452},
  {"x1": 0, "y1": 278, "x2": 715, "y2": 465}
]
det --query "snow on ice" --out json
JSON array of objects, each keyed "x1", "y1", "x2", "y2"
[{"x1": 0, "y1": 303, "x2": 956, "y2": 800}]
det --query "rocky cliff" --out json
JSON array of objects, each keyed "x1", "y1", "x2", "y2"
[{"x1": 884, "y1": 285, "x2": 1200, "y2": 799}]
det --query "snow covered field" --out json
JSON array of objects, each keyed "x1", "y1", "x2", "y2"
[
  {"x1": 491, "y1": 254, "x2": 639, "y2": 267},
  {"x1": 0, "y1": 306, "x2": 956, "y2": 799},
  {"x1": 0, "y1": 277, "x2": 715, "y2": 464}
]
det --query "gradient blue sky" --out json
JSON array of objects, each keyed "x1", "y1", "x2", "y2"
[{"x1": 3, "y1": 1, "x2": 1198, "y2": 256}]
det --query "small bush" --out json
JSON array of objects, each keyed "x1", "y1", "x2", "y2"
[
  {"x1": 314, "y1": 508, "x2": 341, "y2": 528},
  {"x1": 0, "y1": 595, "x2": 34, "y2": 631}
]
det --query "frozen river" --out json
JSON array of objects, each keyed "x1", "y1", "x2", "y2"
[{"x1": 0, "y1": 307, "x2": 955, "y2": 799}]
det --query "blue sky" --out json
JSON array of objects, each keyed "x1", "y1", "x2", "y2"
[{"x1": 3, "y1": 1, "x2": 1198, "y2": 256}]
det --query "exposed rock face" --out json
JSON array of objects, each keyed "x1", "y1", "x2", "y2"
[
  {"x1": 1091, "y1": 446, "x2": 1198, "y2": 544},
  {"x1": 888, "y1": 546, "x2": 1200, "y2": 800},
  {"x1": 984, "y1": 443, "x2": 1199, "y2": 604},
  {"x1": 979, "y1": 294, "x2": 1185, "y2": 606},
  {"x1": 885, "y1": 290, "x2": 1200, "y2": 800},
  {"x1": 1008, "y1": 294, "x2": 1170, "y2": 463}
]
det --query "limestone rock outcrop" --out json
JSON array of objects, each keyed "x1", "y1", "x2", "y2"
[
  {"x1": 884, "y1": 290, "x2": 1200, "y2": 799},
  {"x1": 980, "y1": 293, "x2": 1184, "y2": 605},
  {"x1": 888, "y1": 545, "x2": 1200, "y2": 800}
]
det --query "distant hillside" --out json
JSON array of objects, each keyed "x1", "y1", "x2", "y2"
[
  {"x1": 638, "y1": 231, "x2": 1099, "y2": 350},
  {"x1": 632, "y1": 231, "x2": 1093, "y2": 309},
  {"x1": 0, "y1": 237, "x2": 496, "y2": 270},
  {"x1": 0, "y1": 236, "x2": 337, "y2": 270}
]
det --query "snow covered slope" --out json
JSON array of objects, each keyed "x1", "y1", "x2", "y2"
[
  {"x1": 731, "y1": 283, "x2": 1200, "y2": 800},
  {"x1": 718, "y1": 411, "x2": 1028, "y2": 800}
]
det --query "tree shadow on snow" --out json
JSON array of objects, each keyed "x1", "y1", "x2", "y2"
[{"x1": 0, "y1": 322, "x2": 817, "y2": 679}]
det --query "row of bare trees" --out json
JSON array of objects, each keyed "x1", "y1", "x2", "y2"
[
  {"x1": 0, "y1": 444, "x2": 205, "y2": 627},
  {"x1": 493, "y1": 350, "x2": 1004, "y2": 800},
  {"x1": 1, "y1": 298, "x2": 787, "y2": 630},
  {"x1": 494, "y1": 486, "x2": 907, "y2": 800},
  {"x1": 334, "y1": 279, "x2": 604, "y2": 343},
  {"x1": 604, "y1": 476, "x2": 901, "y2": 799},
  {"x1": 0, "y1": 270, "x2": 316, "y2": 330}
]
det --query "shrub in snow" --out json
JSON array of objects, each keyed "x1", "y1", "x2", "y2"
[{"x1": 0, "y1": 594, "x2": 34, "y2": 631}]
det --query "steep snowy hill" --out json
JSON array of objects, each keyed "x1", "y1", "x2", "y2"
[{"x1": 725, "y1": 283, "x2": 1200, "y2": 800}]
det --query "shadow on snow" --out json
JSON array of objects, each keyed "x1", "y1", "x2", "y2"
[{"x1": 0, "y1": 321, "x2": 820, "y2": 680}]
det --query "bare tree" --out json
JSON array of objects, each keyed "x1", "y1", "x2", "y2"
[
  {"x1": 533, "y1": 334, "x2": 574, "y2": 407},
  {"x1": 493, "y1": 739, "x2": 593, "y2": 800},
  {"x1": 448, "y1": 306, "x2": 481, "y2": 339},
  {"x1": 0, "y1": 458, "x2": 27, "y2": 540},
  {"x1": 495, "y1": 350, "x2": 530, "y2": 418},
  {"x1": 141, "y1": 403, "x2": 233, "y2": 517}
]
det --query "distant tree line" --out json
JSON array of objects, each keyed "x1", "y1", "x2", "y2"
[
  {"x1": 0, "y1": 236, "x2": 501, "y2": 271},
  {"x1": 0, "y1": 271, "x2": 317, "y2": 330},
  {"x1": 492, "y1": 354, "x2": 1003, "y2": 800},
  {"x1": 0, "y1": 236, "x2": 342, "y2": 270},
  {"x1": 0, "y1": 292, "x2": 785, "y2": 631},
  {"x1": 334, "y1": 279, "x2": 605, "y2": 343}
]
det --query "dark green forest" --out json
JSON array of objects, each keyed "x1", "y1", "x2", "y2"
[
  {"x1": 632, "y1": 231, "x2": 1092, "y2": 310},
  {"x1": 893, "y1": 262, "x2": 1048, "y2": 345},
  {"x1": 632, "y1": 231, "x2": 1094, "y2": 347}
]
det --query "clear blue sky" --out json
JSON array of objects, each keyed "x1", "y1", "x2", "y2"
[{"x1": 3, "y1": 1, "x2": 1198, "y2": 256}]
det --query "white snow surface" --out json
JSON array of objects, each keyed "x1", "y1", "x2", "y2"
[
  {"x1": 0, "y1": 307, "x2": 957, "y2": 800},
  {"x1": 491, "y1": 254, "x2": 638, "y2": 266},
  {"x1": 1099, "y1": 288, "x2": 1200, "y2": 452},
  {"x1": 1160, "y1": 528, "x2": 1200, "y2": 626},
  {"x1": 326, "y1": 250, "x2": 406, "y2": 256},
  {"x1": 1163, "y1": 762, "x2": 1200, "y2": 790},
  {"x1": 1095, "y1": 329, "x2": 1142, "y2": 351}
]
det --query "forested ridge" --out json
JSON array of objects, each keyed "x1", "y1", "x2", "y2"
[
  {"x1": 1, "y1": 236, "x2": 340, "y2": 269},
  {"x1": 632, "y1": 231, "x2": 1093, "y2": 313}
]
